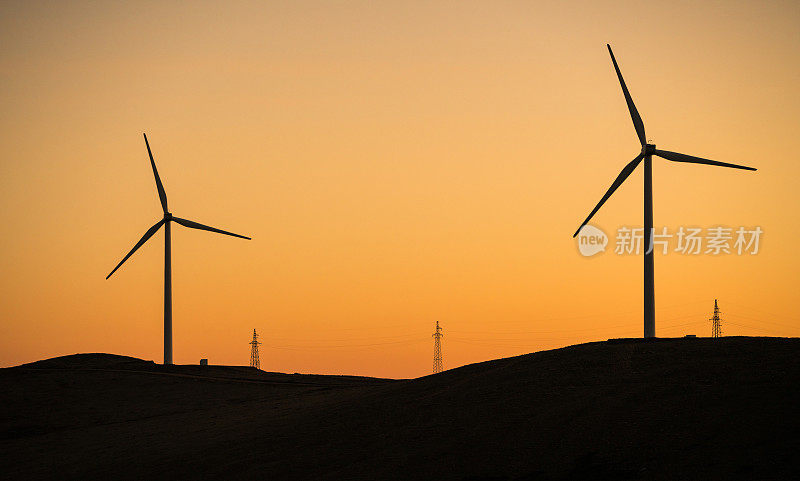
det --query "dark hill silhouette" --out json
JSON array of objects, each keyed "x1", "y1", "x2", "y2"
[{"x1": 2, "y1": 337, "x2": 799, "y2": 480}]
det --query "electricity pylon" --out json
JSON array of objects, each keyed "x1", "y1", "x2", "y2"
[
  {"x1": 249, "y1": 329, "x2": 261, "y2": 369},
  {"x1": 710, "y1": 300, "x2": 722, "y2": 338},
  {"x1": 432, "y1": 321, "x2": 443, "y2": 374}
]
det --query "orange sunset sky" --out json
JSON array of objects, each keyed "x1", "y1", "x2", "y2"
[{"x1": 1, "y1": 1, "x2": 799, "y2": 378}]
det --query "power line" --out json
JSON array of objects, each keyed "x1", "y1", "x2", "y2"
[
  {"x1": 724, "y1": 320, "x2": 787, "y2": 335},
  {"x1": 723, "y1": 301, "x2": 800, "y2": 325},
  {"x1": 262, "y1": 338, "x2": 427, "y2": 351},
  {"x1": 725, "y1": 313, "x2": 800, "y2": 332}
]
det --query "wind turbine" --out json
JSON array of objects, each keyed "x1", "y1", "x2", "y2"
[
  {"x1": 107, "y1": 134, "x2": 251, "y2": 364},
  {"x1": 573, "y1": 45, "x2": 756, "y2": 338}
]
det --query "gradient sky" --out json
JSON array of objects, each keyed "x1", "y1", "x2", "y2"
[{"x1": 1, "y1": 1, "x2": 799, "y2": 378}]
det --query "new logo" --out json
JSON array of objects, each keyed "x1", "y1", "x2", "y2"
[{"x1": 576, "y1": 225, "x2": 608, "y2": 257}]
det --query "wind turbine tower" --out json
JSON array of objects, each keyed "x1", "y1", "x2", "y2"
[
  {"x1": 710, "y1": 300, "x2": 722, "y2": 338},
  {"x1": 432, "y1": 321, "x2": 443, "y2": 374},
  {"x1": 249, "y1": 329, "x2": 261, "y2": 369}
]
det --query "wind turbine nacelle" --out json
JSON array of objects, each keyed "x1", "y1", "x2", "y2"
[{"x1": 644, "y1": 143, "x2": 656, "y2": 155}]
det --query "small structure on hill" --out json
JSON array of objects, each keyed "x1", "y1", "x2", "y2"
[
  {"x1": 710, "y1": 299, "x2": 723, "y2": 338},
  {"x1": 249, "y1": 329, "x2": 261, "y2": 369},
  {"x1": 432, "y1": 321, "x2": 443, "y2": 374}
]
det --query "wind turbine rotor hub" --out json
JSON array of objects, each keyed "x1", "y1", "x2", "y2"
[
  {"x1": 164, "y1": 212, "x2": 173, "y2": 219},
  {"x1": 644, "y1": 143, "x2": 656, "y2": 155}
]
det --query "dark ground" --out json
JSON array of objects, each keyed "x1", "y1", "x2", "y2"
[{"x1": 1, "y1": 337, "x2": 799, "y2": 480}]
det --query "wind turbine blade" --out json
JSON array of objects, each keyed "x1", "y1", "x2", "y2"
[
  {"x1": 143, "y1": 133, "x2": 169, "y2": 213},
  {"x1": 654, "y1": 149, "x2": 757, "y2": 171},
  {"x1": 106, "y1": 219, "x2": 165, "y2": 279},
  {"x1": 607, "y1": 44, "x2": 646, "y2": 147},
  {"x1": 172, "y1": 217, "x2": 251, "y2": 240},
  {"x1": 573, "y1": 153, "x2": 644, "y2": 237}
]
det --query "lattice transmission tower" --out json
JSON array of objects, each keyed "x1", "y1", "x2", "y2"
[
  {"x1": 249, "y1": 329, "x2": 261, "y2": 369},
  {"x1": 710, "y1": 299, "x2": 722, "y2": 338},
  {"x1": 432, "y1": 321, "x2": 443, "y2": 374}
]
